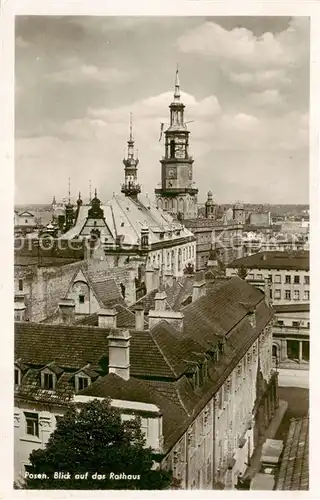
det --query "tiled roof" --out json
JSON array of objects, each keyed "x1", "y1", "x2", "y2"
[
  {"x1": 81, "y1": 261, "x2": 125, "y2": 308},
  {"x1": 79, "y1": 373, "x2": 188, "y2": 445},
  {"x1": 182, "y1": 277, "x2": 264, "y2": 347},
  {"x1": 15, "y1": 276, "x2": 273, "y2": 453},
  {"x1": 273, "y1": 304, "x2": 310, "y2": 313},
  {"x1": 275, "y1": 416, "x2": 309, "y2": 490},
  {"x1": 227, "y1": 251, "x2": 309, "y2": 271}
]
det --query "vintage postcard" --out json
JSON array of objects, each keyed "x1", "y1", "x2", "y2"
[{"x1": 1, "y1": 1, "x2": 318, "y2": 497}]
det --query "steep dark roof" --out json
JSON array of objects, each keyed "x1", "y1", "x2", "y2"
[
  {"x1": 276, "y1": 416, "x2": 309, "y2": 490},
  {"x1": 227, "y1": 251, "x2": 309, "y2": 271},
  {"x1": 273, "y1": 303, "x2": 310, "y2": 314},
  {"x1": 80, "y1": 373, "x2": 188, "y2": 445},
  {"x1": 182, "y1": 277, "x2": 264, "y2": 346}
]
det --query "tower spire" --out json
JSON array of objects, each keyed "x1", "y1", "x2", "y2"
[
  {"x1": 122, "y1": 113, "x2": 140, "y2": 199},
  {"x1": 174, "y1": 64, "x2": 180, "y2": 102},
  {"x1": 89, "y1": 179, "x2": 92, "y2": 203},
  {"x1": 68, "y1": 177, "x2": 71, "y2": 204}
]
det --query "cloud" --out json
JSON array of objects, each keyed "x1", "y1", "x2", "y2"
[
  {"x1": 177, "y1": 17, "x2": 308, "y2": 70},
  {"x1": 248, "y1": 89, "x2": 284, "y2": 108},
  {"x1": 47, "y1": 64, "x2": 131, "y2": 84},
  {"x1": 228, "y1": 69, "x2": 292, "y2": 88}
]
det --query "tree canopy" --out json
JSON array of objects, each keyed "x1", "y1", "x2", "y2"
[{"x1": 23, "y1": 399, "x2": 173, "y2": 490}]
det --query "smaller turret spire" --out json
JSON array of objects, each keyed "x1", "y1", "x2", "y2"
[
  {"x1": 122, "y1": 113, "x2": 140, "y2": 199},
  {"x1": 174, "y1": 64, "x2": 180, "y2": 102},
  {"x1": 89, "y1": 179, "x2": 92, "y2": 203},
  {"x1": 68, "y1": 177, "x2": 71, "y2": 204}
]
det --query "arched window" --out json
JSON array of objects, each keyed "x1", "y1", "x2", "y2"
[{"x1": 170, "y1": 140, "x2": 175, "y2": 159}]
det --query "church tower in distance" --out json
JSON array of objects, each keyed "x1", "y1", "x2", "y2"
[
  {"x1": 155, "y1": 67, "x2": 198, "y2": 220},
  {"x1": 121, "y1": 113, "x2": 141, "y2": 200}
]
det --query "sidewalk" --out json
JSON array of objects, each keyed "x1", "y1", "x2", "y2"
[
  {"x1": 278, "y1": 369, "x2": 309, "y2": 389},
  {"x1": 243, "y1": 400, "x2": 288, "y2": 480}
]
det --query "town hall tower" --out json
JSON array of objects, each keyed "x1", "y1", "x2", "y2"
[{"x1": 155, "y1": 67, "x2": 198, "y2": 219}]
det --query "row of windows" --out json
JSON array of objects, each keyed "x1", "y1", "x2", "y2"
[
  {"x1": 277, "y1": 320, "x2": 310, "y2": 328},
  {"x1": 149, "y1": 245, "x2": 195, "y2": 269},
  {"x1": 14, "y1": 368, "x2": 90, "y2": 391},
  {"x1": 247, "y1": 273, "x2": 309, "y2": 285},
  {"x1": 273, "y1": 289, "x2": 309, "y2": 301}
]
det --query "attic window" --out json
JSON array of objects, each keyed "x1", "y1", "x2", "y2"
[
  {"x1": 79, "y1": 295, "x2": 85, "y2": 304},
  {"x1": 121, "y1": 222, "x2": 125, "y2": 227},
  {"x1": 75, "y1": 375, "x2": 90, "y2": 392},
  {"x1": 41, "y1": 372, "x2": 55, "y2": 390},
  {"x1": 18, "y1": 279, "x2": 23, "y2": 291}
]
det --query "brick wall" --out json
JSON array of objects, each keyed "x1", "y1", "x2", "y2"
[{"x1": 14, "y1": 261, "x2": 82, "y2": 322}]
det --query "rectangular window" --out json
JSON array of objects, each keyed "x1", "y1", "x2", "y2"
[
  {"x1": 268, "y1": 274, "x2": 272, "y2": 283},
  {"x1": 294, "y1": 290, "x2": 300, "y2": 300},
  {"x1": 18, "y1": 279, "x2": 23, "y2": 291},
  {"x1": 294, "y1": 275, "x2": 300, "y2": 284},
  {"x1": 257, "y1": 274, "x2": 263, "y2": 281},
  {"x1": 274, "y1": 289, "x2": 281, "y2": 299},
  {"x1": 248, "y1": 273, "x2": 254, "y2": 279},
  {"x1": 79, "y1": 295, "x2": 85, "y2": 304},
  {"x1": 285, "y1": 275, "x2": 291, "y2": 284},
  {"x1": 269, "y1": 289, "x2": 273, "y2": 299},
  {"x1": 304, "y1": 290, "x2": 310, "y2": 300},
  {"x1": 304, "y1": 276, "x2": 310, "y2": 285},
  {"x1": 25, "y1": 412, "x2": 39, "y2": 437},
  {"x1": 292, "y1": 321, "x2": 300, "y2": 328},
  {"x1": 77, "y1": 377, "x2": 89, "y2": 391},
  {"x1": 43, "y1": 373, "x2": 54, "y2": 390},
  {"x1": 277, "y1": 320, "x2": 284, "y2": 326},
  {"x1": 285, "y1": 290, "x2": 291, "y2": 300},
  {"x1": 275, "y1": 275, "x2": 281, "y2": 283},
  {"x1": 14, "y1": 368, "x2": 20, "y2": 385}
]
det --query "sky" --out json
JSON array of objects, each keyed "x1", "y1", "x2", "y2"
[{"x1": 15, "y1": 16, "x2": 310, "y2": 205}]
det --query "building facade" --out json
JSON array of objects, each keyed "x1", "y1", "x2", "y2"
[
  {"x1": 155, "y1": 68, "x2": 198, "y2": 219},
  {"x1": 226, "y1": 251, "x2": 310, "y2": 305}
]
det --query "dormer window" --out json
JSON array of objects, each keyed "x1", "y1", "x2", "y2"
[
  {"x1": 14, "y1": 367, "x2": 21, "y2": 386},
  {"x1": 75, "y1": 374, "x2": 91, "y2": 392},
  {"x1": 41, "y1": 370, "x2": 56, "y2": 390}
]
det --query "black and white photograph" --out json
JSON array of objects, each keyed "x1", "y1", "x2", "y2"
[{"x1": 11, "y1": 12, "x2": 312, "y2": 492}]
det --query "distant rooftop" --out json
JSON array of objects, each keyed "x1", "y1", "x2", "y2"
[
  {"x1": 275, "y1": 416, "x2": 309, "y2": 490},
  {"x1": 227, "y1": 251, "x2": 309, "y2": 271}
]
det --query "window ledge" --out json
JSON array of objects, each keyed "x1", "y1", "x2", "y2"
[{"x1": 20, "y1": 435, "x2": 42, "y2": 444}]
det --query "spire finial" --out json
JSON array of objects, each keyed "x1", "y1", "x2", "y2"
[
  {"x1": 89, "y1": 179, "x2": 92, "y2": 203},
  {"x1": 129, "y1": 112, "x2": 133, "y2": 142},
  {"x1": 94, "y1": 187, "x2": 97, "y2": 198},
  {"x1": 78, "y1": 191, "x2": 81, "y2": 200},
  {"x1": 68, "y1": 177, "x2": 71, "y2": 203},
  {"x1": 174, "y1": 64, "x2": 180, "y2": 101}
]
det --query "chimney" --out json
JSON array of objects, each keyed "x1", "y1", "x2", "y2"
[
  {"x1": 98, "y1": 308, "x2": 118, "y2": 329},
  {"x1": 153, "y1": 265, "x2": 160, "y2": 290},
  {"x1": 148, "y1": 309, "x2": 184, "y2": 333},
  {"x1": 58, "y1": 299, "x2": 75, "y2": 324},
  {"x1": 192, "y1": 270, "x2": 206, "y2": 302},
  {"x1": 145, "y1": 265, "x2": 155, "y2": 293},
  {"x1": 107, "y1": 329, "x2": 131, "y2": 381},
  {"x1": 264, "y1": 278, "x2": 271, "y2": 306},
  {"x1": 134, "y1": 304, "x2": 145, "y2": 330},
  {"x1": 154, "y1": 290, "x2": 167, "y2": 311},
  {"x1": 164, "y1": 270, "x2": 174, "y2": 288},
  {"x1": 124, "y1": 266, "x2": 137, "y2": 306}
]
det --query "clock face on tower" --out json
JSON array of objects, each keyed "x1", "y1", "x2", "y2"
[{"x1": 167, "y1": 167, "x2": 177, "y2": 179}]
